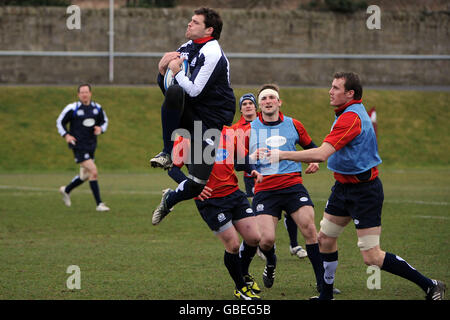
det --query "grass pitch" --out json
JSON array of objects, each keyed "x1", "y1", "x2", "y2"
[
  {"x1": 0, "y1": 86, "x2": 448, "y2": 300},
  {"x1": 0, "y1": 167, "x2": 448, "y2": 300}
]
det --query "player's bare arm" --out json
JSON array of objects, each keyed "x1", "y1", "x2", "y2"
[{"x1": 266, "y1": 142, "x2": 336, "y2": 164}]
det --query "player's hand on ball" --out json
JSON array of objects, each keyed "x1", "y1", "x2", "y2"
[
  {"x1": 168, "y1": 57, "x2": 185, "y2": 75},
  {"x1": 158, "y1": 51, "x2": 180, "y2": 75}
]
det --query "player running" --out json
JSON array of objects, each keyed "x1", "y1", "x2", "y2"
[
  {"x1": 159, "y1": 126, "x2": 263, "y2": 300},
  {"x1": 265, "y1": 72, "x2": 446, "y2": 300},
  {"x1": 56, "y1": 84, "x2": 110, "y2": 212}
]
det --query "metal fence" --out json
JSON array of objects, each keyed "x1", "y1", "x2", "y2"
[{"x1": 1, "y1": 50, "x2": 449, "y2": 82}]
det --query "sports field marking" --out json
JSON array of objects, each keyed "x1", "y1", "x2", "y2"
[
  {"x1": 0, "y1": 185, "x2": 161, "y2": 195},
  {"x1": 412, "y1": 215, "x2": 450, "y2": 221},
  {"x1": 0, "y1": 185, "x2": 448, "y2": 206}
]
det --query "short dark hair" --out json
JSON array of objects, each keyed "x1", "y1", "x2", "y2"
[
  {"x1": 77, "y1": 83, "x2": 91, "y2": 93},
  {"x1": 194, "y1": 7, "x2": 223, "y2": 40},
  {"x1": 333, "y1": 72, "x2": 362, "y2": 100}
]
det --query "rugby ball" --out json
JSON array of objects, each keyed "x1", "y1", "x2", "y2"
[
  {"x1": 266, "y1": 135, "x2": 287, "y2": 148},
  {"x1": 163, "y1": 59, "x2": 190, "y2": 91}
]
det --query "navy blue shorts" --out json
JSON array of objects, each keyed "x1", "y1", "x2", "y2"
[
  {"x1": 72, "y1": 149, "x2": 95, "y2": 164},
  {"x1": 243, "y1": 176, "x2": 255, "y2": 197},
  {"x1": 195, "y1": 189, "x2": 255, "y2": 233},
  {"x1": 252, "y1": 184, "x2": 314, "y2": 219},
  {"x1": 325, "y1": 177, "x2": 384, "y2": 229}
]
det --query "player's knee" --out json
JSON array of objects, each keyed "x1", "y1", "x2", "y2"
[
  {"x1": 298, "y1": 218, "x2": 316, "y2": 238},
  {"x1": 244, "y1": 234, "x2": 260, "y2": 248},
  {"x1": 259, "y1": 236, "x2": 275, "y2": 251},
  {"x1": 319, "y1": 218, "x2": 344, "y2": 238},
  {"x1": 89, "y1": 169, "x2": 98, "y2": 180},
  {"x1": 252, "y1": 233, "x2": 261, "y2": 247},
  {"x1": 222, "y1": 235, "x2": 240, "y2": 254},
  {"x1": 361, "y1": 249, "x2": 383, "y2": 267},
  {"x1": 228, "y1": 243, "x2": 240, "y2": 254},
  {"x1": 358, "y1": 235, "x2": 382, "y2": 266},
  {"x1": 318, "y1": 231, "x2": 336, "y2": 250},
  {"x1": 79, "y1": 166, "x2": 90, "y2": 181},
  {"x1": 184, "y1": 178, "x2": 206, "y2": 198},
  {"x1": 164, "y1": 84, "x2": 184, "y2": 110}
]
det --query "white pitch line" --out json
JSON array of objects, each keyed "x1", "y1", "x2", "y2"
[
  {"x1": 314, "y1": 197, "x2": 449, "y2": 206},
  {"x1": 412, "y1": 215, "x2": 450, "y2": 221},
  {"x1": 1, "y1": 185, "x2": 449, "y2": 207},
  {"x1": 384, "y1": 199, "x2": 449, "y2": 206},
  {"x1": 0, "y1": 185, "x2": 161, "y2": 195}
]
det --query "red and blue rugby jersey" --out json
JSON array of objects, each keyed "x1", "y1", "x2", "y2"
[
  {"x1": 172, "y1": 126, "x2": 248, "y2": 198},
  {"x1": 248, "y1": 112, "x2": 313, "y2": 193},
  {"x1": 323, "y1": 99, "x2": 379, "y2": 184}
]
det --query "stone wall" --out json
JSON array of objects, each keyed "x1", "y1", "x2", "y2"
[{"x1": 0, "y1": 7, "x2": 448, "y2": 85}]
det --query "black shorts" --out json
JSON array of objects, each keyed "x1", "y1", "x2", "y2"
[
  {"x1": 185, "y1": 136, "x2": 216, "y2": 182},
  {"x1": 177, "y1": 111, "x2": 218, "y2": 183},
  {"x1": 195, "y1": 189, "x2": 254, "y2": 233},
  {"x1": 72, "y1": 149, "x2": 95, "y2": 164},
  {"x1": 243, "y1": 176, "x2": 255, "y2": 197},
  {"x1": 252, "y1": 184, "x2": 314, "y2": 219},
  {"x1": 325, "y1": 177, "x2": 384, "y2": 229}
]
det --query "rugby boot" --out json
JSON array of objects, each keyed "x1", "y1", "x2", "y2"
[
  {"x1": 290, "y1": 245, "x2": 308, "y2": 259},
  {"x1": 262, "y1": 264, "x2": 276, "y2": 288},
  {"x1": 426, "y1": 280, "x2": 446, "y2": 300},
  {"x1": 59, "y1": 186, "x2": 71, "y2": 207},
  {"x1": 152, "y1": 188, "x2": 173, "y2": 225},
  {"x1": 234, "y1": 285, "x2": 261, "y2": 300},
  {"x1": 150, "y1": 151, "x2": 173, "y2": 170},
  {"x1": 244, "y1": 274, "x2": 261, "y2": 294}
]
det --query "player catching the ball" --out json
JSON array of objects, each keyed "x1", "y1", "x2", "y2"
[{"x1": 151, "y1": 7, "x2": 236, "y2": 224}]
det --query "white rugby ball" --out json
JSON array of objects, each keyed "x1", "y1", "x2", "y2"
[
  {"x1": 163, "y1": 59, "x2": 190, "y2": 91},
  {"x1": 266, "y1": 135, "x2": 287, "y2": 148}
]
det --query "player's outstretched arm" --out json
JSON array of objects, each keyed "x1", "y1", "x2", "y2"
[{"x1": 267, "y1": 142, "x2": 336, "y2": 164}]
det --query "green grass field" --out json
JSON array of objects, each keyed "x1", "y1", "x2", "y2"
[
  {"x1": 0, "y1": 86, "x2": 449, "y2": 300},
  {"x1": 0, "y1": 168, "x2": 448, "y2": 300}
]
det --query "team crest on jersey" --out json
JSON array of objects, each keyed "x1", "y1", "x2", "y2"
[
  {"x1": 180, "y1": 52, "x2": 189, "y2": 60},
  {"x1": 93, "y1": 108, "x2": 99, "y2": 115},
  {"x1": 217, "y1": 213, "x2": 226, "y2": 223},
  {"x1": 215, "y1": 149, "x2": 229, "y2": 162},
  {"x1": 82, "y1": 118, "x2": 95, "y2": 127}
]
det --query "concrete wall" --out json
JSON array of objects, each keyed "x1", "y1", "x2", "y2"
[{"x1": 0, "y1": 7, "x2": 448, "y2": 85}]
